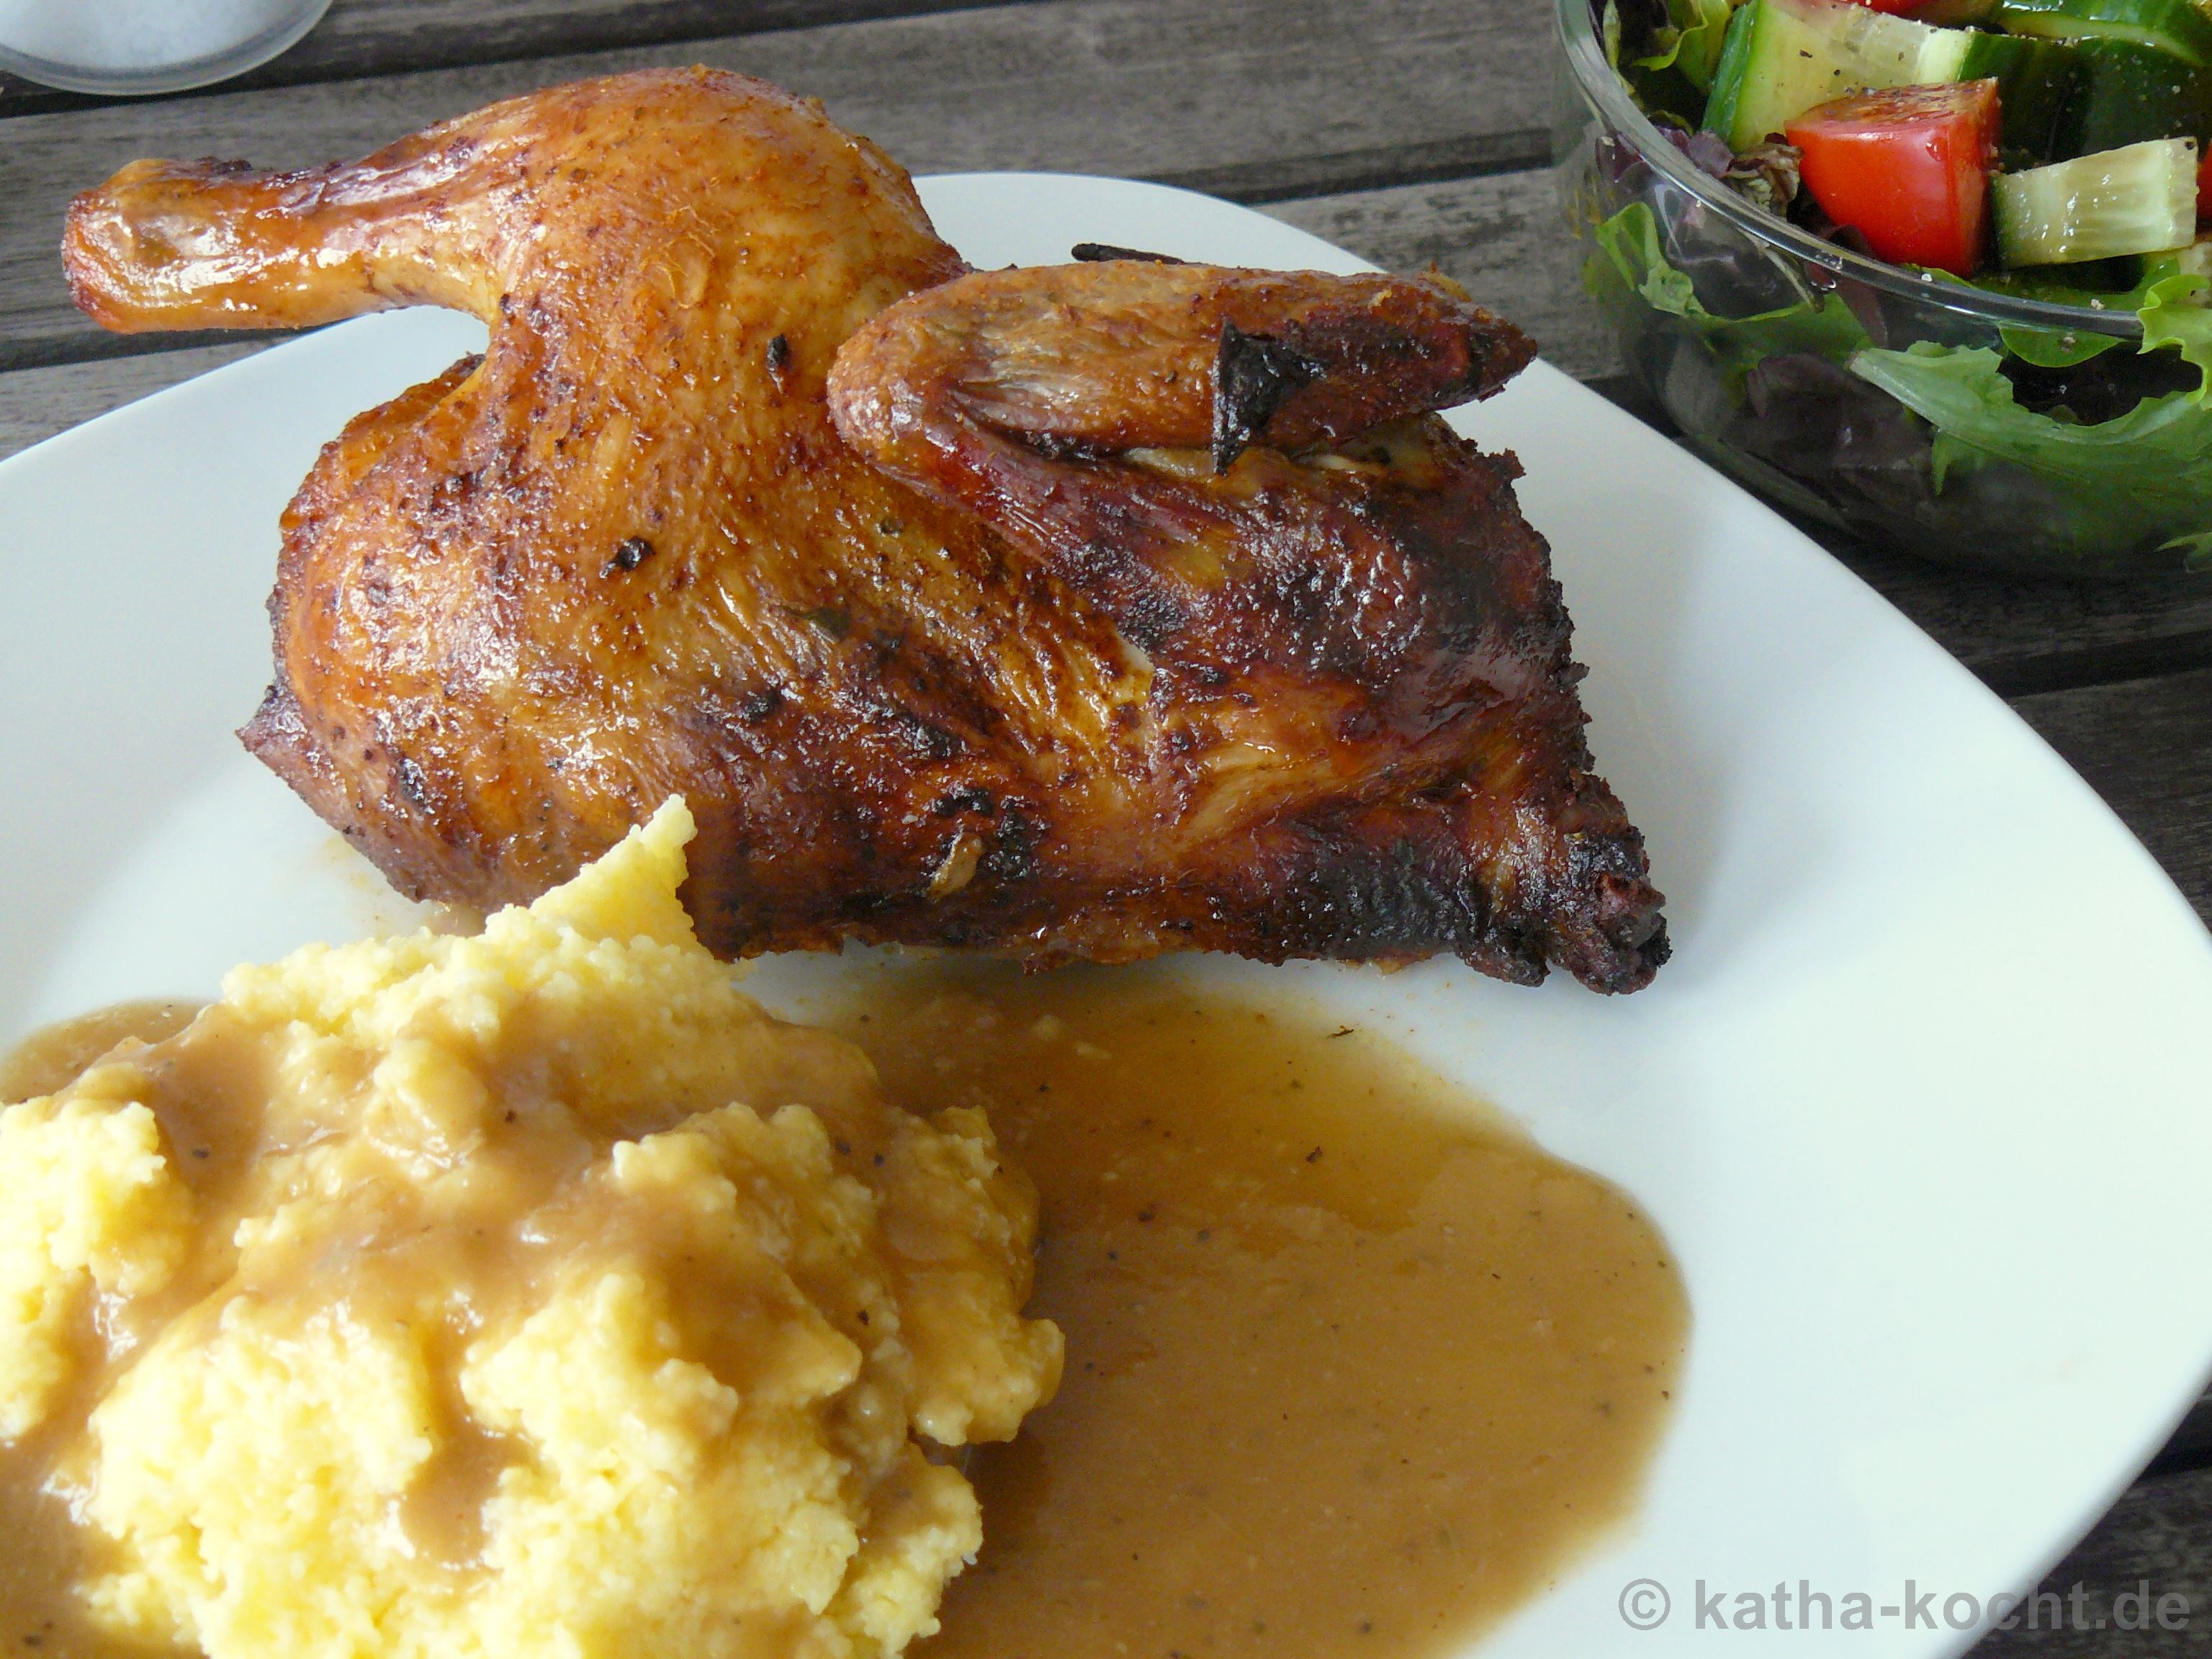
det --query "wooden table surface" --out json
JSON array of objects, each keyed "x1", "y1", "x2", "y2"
[{"x1": 4, "y1": 1, "x2": 2208, "y2": 1651}]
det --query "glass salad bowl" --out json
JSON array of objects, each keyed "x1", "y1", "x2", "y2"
[
  {"x1": 1554, "y1": 0, "x2": 2212, "y2": 578},
  {"x1": 0, "y1": 0, "x2": 332, "y2": 96}
]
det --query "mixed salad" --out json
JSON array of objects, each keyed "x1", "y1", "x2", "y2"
[
  {"x1": 1591, "y1": 0, "x2": 2212, "y2": 571},
  {"x1": 1618, "y1": 0, "x2": 2212, "y2": 276}
]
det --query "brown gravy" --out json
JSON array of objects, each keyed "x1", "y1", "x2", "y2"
[
  {"x1": 826, "y1": 968, "x2": 1688, "y2": 1659},
  {"x1": 0, "y1": 1000, "x2": 198, "y2": 1105},
  {"x1": 0, "y1": 977, "x2": 1686, "y2": 1658}
]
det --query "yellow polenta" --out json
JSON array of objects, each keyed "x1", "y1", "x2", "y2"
[{"x1": 0, "y1": 801, "x2": 1061, "y2": 1659}]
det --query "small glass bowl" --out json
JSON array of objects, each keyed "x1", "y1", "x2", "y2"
[
  {"x1": 1554, "y1": 0, "x2": 2212, "y2": 579},
  {"x1": 0, "y1": 0, "x2": 331, "y2": 96}
]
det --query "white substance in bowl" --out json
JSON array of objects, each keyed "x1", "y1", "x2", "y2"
[{"x1": 0, "y1": 0, "x2": 328, "y2": 91}]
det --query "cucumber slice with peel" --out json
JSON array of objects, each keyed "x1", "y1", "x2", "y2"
[
  {"x1": 1991, "y1": 137, "x2": 2200, "y2": 264},
  {"x1": 2059, "y1": 38, "x2": 2212, "y2": 153},
  {"x1": 1956, "y1": 32, "x2": 2083, "y2": 163},
  {"x1": 1996, "y1": 0, "x2": 2212, "y2": 65},
  {"x1": 1704, "y1": 0, "x2": 1974, "y2": 148}
]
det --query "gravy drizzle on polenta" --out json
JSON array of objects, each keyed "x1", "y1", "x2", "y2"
[
  {"x1": 1, "y1": 911, "x2": 1687, "y2": 1659},
  {"x1": 0, "y1": 805, "x2": 1060, "y2": 1659}
]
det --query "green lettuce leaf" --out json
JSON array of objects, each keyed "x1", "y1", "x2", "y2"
[
  {"x1": 1582, "y1": 199, "x2": 2212, "y2": 567},
  {"x1": 1850, "y1": 342, "x2": 2212, "y2": 566},
  {"x1": 1968, "y1": 259, "x2": 2205, "y2": 373},
  {"x1": 2136, "y1": 264, "x2": 2212, "y2": 392},
  {"x1": 1997, "y1": 318, "x2": 2127, "y2": 369},
  {"x1": 1633, "y1": 0, "x2": 1738, "y2": 91},
  {"x1": 1585, "y1": 202, "x2": 1869, "y2": 382}
]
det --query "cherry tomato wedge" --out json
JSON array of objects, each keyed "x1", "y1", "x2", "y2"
[
  {"x1": 2199, "y1": 142, "x2": 2212, "y2": 224},
  {"x1": 1832, "y1": 0, "x2": 1927, "y2": 13},
  {"x1": 1786, "y1": 81, "x2": 2002, "y2": 277}
]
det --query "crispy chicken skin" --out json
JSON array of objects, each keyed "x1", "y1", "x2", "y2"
[{"x1": 63, "y1": 68, "x2": 1666, "y2": 991}]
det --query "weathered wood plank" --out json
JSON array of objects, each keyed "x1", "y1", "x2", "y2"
[
  {"x1": 0, "y1": 0, "x2": 1548, "y2": 368},
  {"x1": 2008, "y1": 665, "x2": 2212, "y2": 930},
  {"x1": 1970, "y1": 1465, "x2": 2212, "y2": 1655},
  {"x1": 0, "y1": 1, "x2": 1026, "y2": 119},
  {"x1": 0, "y1": 342, "x2": 270, "y2": 464},
  {"x1": 1812, "y1": 531, "x2": 2212, "y2": 696}
]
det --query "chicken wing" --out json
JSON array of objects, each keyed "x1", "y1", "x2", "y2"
[{"x1": 63, "y1": 68, "x2": 1666, "y2": 991}]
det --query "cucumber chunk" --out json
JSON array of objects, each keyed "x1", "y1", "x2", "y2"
[
  {"x1": 1703, "y1": 0, "x2": 1974, "y2": 148},
  {"x1": 1995, "y1": 0, "x2": 2212, "y2": 65},
  {"x1": 1991, "y1": 136, "x2": 2200, "y2": 264},
  {"x1": 1957, "y1": 32, "x2": 2084, "y2": 163},
  {"x1": 2057, "y1": 38, "x2": 2212, "y2": 153}
]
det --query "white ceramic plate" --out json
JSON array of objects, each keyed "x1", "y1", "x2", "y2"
[{"x1": 5, "y1": 174, "x2": 2212, "y2": 1658}]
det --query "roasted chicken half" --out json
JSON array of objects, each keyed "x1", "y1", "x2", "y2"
[{"x1": 63, "y1": 69, "x2": 1667, "y2": 991}]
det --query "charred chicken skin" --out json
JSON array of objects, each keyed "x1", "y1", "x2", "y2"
[{"x1": 63, "y1": 68, "x2": 1667, "y2": 991}]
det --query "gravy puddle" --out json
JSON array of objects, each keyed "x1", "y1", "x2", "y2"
[
  {"x1": 831, "y1": 970, "x2": 1689, "y2": 1659},
  {"x1": 0, "y1": 999, "x2": 197, "y2": 1104},
  {"x1": 1, "y1": 973, "x2": 1686, "y2": 1659}
]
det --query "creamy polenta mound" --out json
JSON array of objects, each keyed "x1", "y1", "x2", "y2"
[{"x1": 0, "y1": 801, "x2": 1061, "y2": 1659}]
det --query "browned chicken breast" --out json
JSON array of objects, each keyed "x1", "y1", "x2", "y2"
[{"x1": 63, "y1": 68, "x2": 1666, "y2": 991}]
